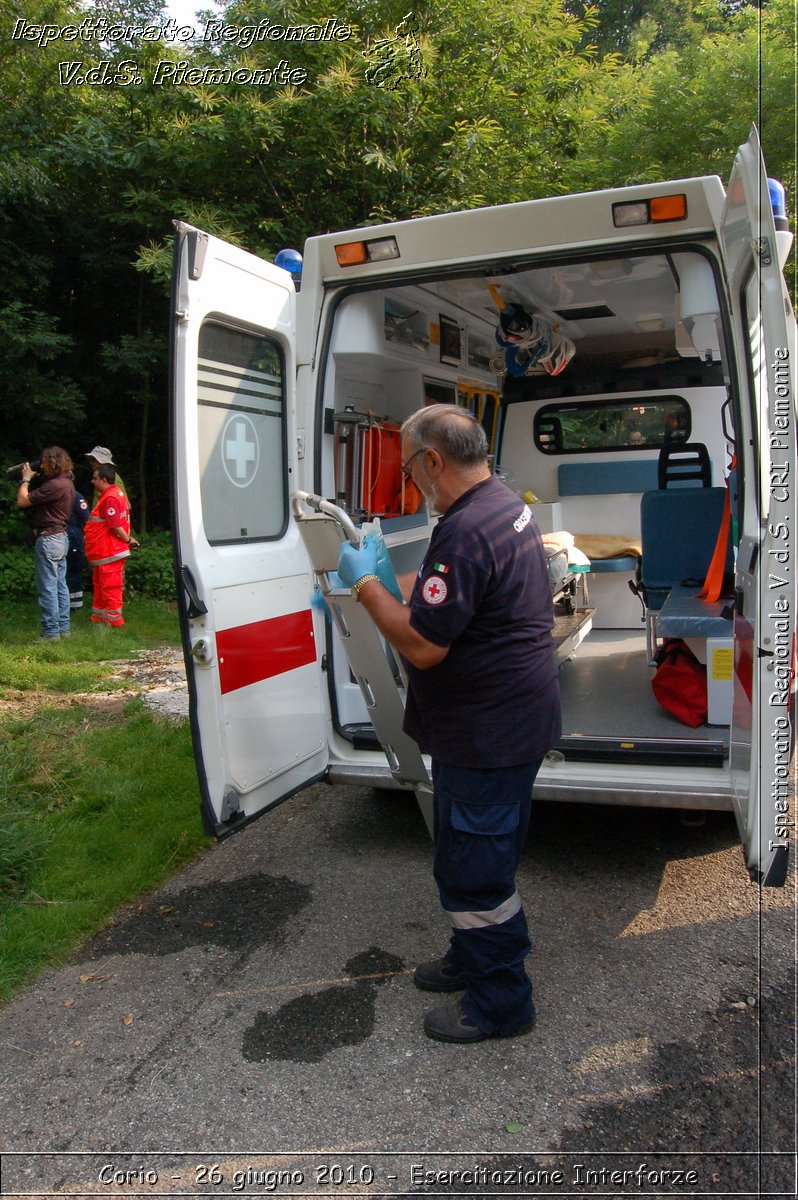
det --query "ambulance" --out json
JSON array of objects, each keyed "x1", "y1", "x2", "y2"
[{"x1": 170, "y1": 126, "x2": 795, "y2": 886}]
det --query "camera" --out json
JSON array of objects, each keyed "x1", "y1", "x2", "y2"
[{"x1": 7, "y1": 459, "x2": 42, "y2": 482}]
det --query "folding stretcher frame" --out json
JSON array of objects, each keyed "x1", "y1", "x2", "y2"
[{"x1": 291, "y1": 491, "x2": 433, "y2": 833}]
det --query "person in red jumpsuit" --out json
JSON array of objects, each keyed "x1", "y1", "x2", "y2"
[{"x1": 84, "y1": 465, "x2": 138, "y2": 626}]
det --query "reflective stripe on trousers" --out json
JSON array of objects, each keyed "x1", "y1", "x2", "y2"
[
  {"x1": 91, "y1": 561, "x2": 125, "y2": 627},
  {"x1": 444, "y1": 889, "x2": 522, "y2": 930},
  {"x1": 431, "y1": 759, "x2": 542, "y2": 1036}
]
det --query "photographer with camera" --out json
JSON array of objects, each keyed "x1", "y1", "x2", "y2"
[{"x1": 15, "y1": 447, "x2": 76, "y2": 641}]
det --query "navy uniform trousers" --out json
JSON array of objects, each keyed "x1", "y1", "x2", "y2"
[{"x1": 432, "y1": 758, "x2": 542, "y2": 1036}]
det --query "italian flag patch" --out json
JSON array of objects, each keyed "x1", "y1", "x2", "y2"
[{"x1": 433, "y1": 562, "x2": 449, "y2": 574}]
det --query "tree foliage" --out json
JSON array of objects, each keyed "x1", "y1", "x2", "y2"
[
  {"x1": 564, "y1": 0, "x2": 793, "y2": 194},
  {"x1": 0, "y1": 0, "x2": 791, "y2": 533}
]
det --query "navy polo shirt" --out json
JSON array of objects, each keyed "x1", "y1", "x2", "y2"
[{"x1": 404, "y1": 474, "x2": 561, "y2": 768}]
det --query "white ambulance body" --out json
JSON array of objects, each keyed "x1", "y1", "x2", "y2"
[{"x1": 171, "y1": 128, "x2": 795, "y2": 886}]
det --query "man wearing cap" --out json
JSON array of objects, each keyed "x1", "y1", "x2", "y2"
[
  {"x1": 85, "y1": 447, "x2": 128, "y2": 508},
  {"x1": 84, "y1": 465, "x2": 138, "y2": 627}
]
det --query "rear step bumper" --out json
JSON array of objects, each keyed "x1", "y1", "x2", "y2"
[
  {"x1": 334, "y1": 731, "x2": 733, "y2": 810},
  {"x1": 553, "y1": 734, "x2": 726, "y2": 768}
]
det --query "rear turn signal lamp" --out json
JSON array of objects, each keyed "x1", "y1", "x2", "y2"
[
  {"x1": 612, "y1": 194, "x2": 687, "y2": 227},
  {"x1": 334, "y1": 235, "x2": 400, "y2": 267}
]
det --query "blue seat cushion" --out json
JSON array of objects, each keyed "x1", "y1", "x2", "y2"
[
  {"x1": 589, "y1": 555, "x2": 639, "y2": 573},
  {"x1": 656, "y1": 585, "x2": 733, "y2": 638}
]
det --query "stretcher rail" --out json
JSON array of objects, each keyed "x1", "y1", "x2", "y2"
[{"x1": 291, "y1": 491, "x2": 433, "y2": 832}]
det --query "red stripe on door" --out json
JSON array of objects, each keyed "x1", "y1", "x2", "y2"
[{"x1": 217, "y1": 610, "x2": 316, "y2": 695}]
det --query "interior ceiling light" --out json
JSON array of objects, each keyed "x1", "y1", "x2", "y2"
[
  {"x1": 636, "y1": 314, "x2": 665, "y2": 331},
  {"x1": 588, "y1": 260, "x2": 634, "y2": 281}
]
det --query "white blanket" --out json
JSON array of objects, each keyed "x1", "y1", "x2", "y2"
[{"x1": 542, "y1": 531, "x2": 591, "y2": 570}]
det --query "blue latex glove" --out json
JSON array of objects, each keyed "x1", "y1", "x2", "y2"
[
  {"x1": 338, "y1": 535, "x2": 379, "y2": 589},
  {"x1": 310, "y1": 573, "x2": 347, "y2": 623}
]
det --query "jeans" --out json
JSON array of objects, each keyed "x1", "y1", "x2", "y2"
[{"x1": 34, "y1": 533, "x2": 70, "y2": 638}]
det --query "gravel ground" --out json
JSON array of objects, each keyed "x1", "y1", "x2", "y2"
[{"x1": 0, "y1": 652, "x2": 795, "y2": 1198}]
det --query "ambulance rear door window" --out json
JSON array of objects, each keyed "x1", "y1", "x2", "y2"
[{"x1": 197, "y1": 322, "x2": 287, "y2": 544}]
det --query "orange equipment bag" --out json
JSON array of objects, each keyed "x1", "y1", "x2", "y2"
[{"x1": 360, "y1": 421, "x2": 423, "y2": 518}]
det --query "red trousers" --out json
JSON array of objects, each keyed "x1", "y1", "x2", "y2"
[{"x1": 91, "y1": 561, "x2": 125, "y2": 626}]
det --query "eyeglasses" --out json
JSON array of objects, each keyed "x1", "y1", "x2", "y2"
[{"x1": 401, "y1": 447, "x2": 425, "y2": 480}]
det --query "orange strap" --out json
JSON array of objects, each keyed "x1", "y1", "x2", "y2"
[{"x1": 698, "y1": 455, "x2": 735, "y2": 603}]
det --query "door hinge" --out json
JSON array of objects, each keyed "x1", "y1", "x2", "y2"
[
  {"x1": 191, "y1": 636, "x2": 213, "y2": 664},
  {"x1": 221, "y1": 789, "x2": 242, "y2": 822},
  {"x1": 188, "y1": 230, "x2": 209, "y2": 280},
  {"x1": 181, "y1": 565, "x2": 208, "y2": 618},
  {"x1": 752, "y1": 236, "x2": 773, "y2": 266}
]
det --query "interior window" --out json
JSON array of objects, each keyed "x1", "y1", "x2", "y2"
[
  {"x1": 197, "y1": 322, "x2": 286, "y2": 543},
  {"x1": 423, "y1": 378, "x2": 457, "y2": 405},
  {"x1": 534, "y1": 396, "x2": 691, "y2": 453}
]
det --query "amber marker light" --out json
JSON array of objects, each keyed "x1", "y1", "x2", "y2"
[
  {"x1": 650, "y1": 194, "x2": 687, "y2": 221},
  {"x1": 334, "y1": 235, "x2": 400, "y2": 267},
  {"x1": 334, "y1": 241, "x2": 369, "y2": 266}
]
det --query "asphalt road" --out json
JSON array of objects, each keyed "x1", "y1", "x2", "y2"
[{"x1": 0, "y1": 783, "x2": 795, "y2": 1199}]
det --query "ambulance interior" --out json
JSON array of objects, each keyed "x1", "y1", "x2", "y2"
[{"x1": 318, "y1": 247, "x2": 734, "y2": 779}]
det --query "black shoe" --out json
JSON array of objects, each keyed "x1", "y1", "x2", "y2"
[
  {"x1": 413, "y1": 957, "x2": 466, "y2": 993},
  {"x1": 423, "y1": 1000, "x2": 535, "y2": 1044}
]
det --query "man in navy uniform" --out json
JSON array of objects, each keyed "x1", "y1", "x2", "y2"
[{"x1": 337, "y1": 404, "x2": 560, "y2": 1043}]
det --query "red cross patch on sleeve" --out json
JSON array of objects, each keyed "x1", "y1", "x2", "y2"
[{"x1": 422, "y1": 576, "x2": 448, "y2": 605}]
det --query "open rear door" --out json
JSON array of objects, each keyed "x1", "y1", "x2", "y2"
[
  {"x1": 720, "y1": 128, "x2": 796, "y2": 885},
  {"x1": 171, "y1": 224, "x2": 328, "y2": 837}
]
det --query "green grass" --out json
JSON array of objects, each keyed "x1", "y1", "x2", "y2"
[
  {"x1": 0, "y1": 596, "x2": 182, "y2": 693},
  {"x1": 0, "y1": 598, "x2": 210, "y2": 1002}
]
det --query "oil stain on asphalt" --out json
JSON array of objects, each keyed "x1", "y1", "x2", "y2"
[
  {"x1": 242, "y1": 946, "x2": 406, "y2": 1064},
  {"x1": 78, "y1": 874, "x2": 312, "y2": 956}
]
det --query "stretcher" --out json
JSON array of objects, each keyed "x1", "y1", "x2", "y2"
[
  {"x1": 291, "y1": 490, "x2": 433, "y2": 831},
  {"x1": 543, "y1": 535, "x2": 594, "y2": 662},
  {"x1": 292, "y1": 493, "x2": 592, "y2": 818}
]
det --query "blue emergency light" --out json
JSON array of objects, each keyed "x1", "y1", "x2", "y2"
[
  {"x1": 275, "y1": 248, "x2": 303, "y2": 288},
  {"x1": 768, "y1": 178, "x2": 789, "y2": 231},
  {"x1": 768, "y1": 178, "x2": 786, "y2": 218}
]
